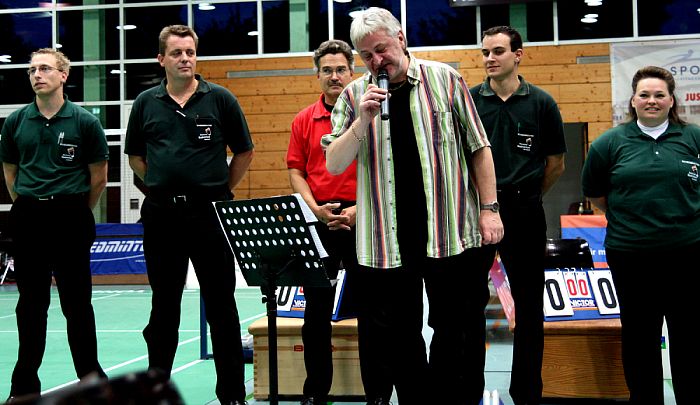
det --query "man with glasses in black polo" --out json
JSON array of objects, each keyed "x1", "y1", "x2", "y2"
[{"x1": 0, "y1": 48, "x2": 109, "y2": 402}]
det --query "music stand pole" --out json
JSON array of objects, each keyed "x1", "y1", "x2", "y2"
[{"x1": 260, "y1": 264, "x2": 279, "y2": 405}]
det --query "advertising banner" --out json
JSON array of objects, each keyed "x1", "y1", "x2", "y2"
[
  {"x1": 611, "y1": 39, "x2": 700, "y2": 126},
  {"x1": 560, "y1": 215, "x2": 607, "y2": 268},
  {"x1": 275, "y1": 269, "x2": 356, "y2": 321},
  {"x1": 90, "y1": 223, "x2": 146, "y2": 275}
]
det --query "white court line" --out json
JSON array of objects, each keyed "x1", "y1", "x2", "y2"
[
  {"x1": 39, "y1": 313, "x2": 266, "y2": 395},
  {"x1": 172, "y1": 359, "x2": 205, "y2": 374},
  {"x1": 240, "y1": 312, "x2": 266, "y2": 324},
  {"x1": 41, "y1": 379, "x2": 80, "y2": 394},
  {"x1": 0, "y1": 293, "x2": 124, "y2": 320},
  {"x1": 40, "y1": 336, "x2": 201, "y2": 395},
  {"x1": 92, "y1": 293, "x2": 123, "y2": 301}
]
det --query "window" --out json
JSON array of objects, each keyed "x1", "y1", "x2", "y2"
[
  {"x1": 125, "y1": 62, "x2": 164, "y2": 100},
  {"x1": 638, "y1": 0, "x2": 700, "y2": 37},
  {"x1": 195, "y1": 2, "x2": 258, "y2": 56},
  {"x1": 263, "y1": 1, "x2": 291, "y2": 53},
  {"x1": 0, "y1": 12, "x2": 52, "y2": 63},
  {"x1": 62, "y1": 65, "x2": 121, "y2": 103},
  {"x1": 479, "y1": 2, "x2": 553, "y2": 43},
  {"x1": 124, "y1": 6, "x2": 188, "y2": 59},
  {"x1": 0, "y1": 68, "x2": 33, "y2": 104},
  {"x1": 58, "y1": 9, "x2": 120, "y2": 62},
  {"x1": 57, "y1": 0, "x2": 119, "y2": 5},
  {"x1": 558, "y1": 0, "x2": 633, "y2": 40},
  {"x1": 0, "y1": 0, "x2": 44, "y2": 8},
  {"x1": 407, "y1": 0, "x2": 477, "y2": 47},
  {"x1": 307, "y1": 0, "x2": 330, "y2": 52}
]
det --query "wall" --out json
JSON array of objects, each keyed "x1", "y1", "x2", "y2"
[{"x1": 198, "y1": 43, "x2": 612, "y2": 200}]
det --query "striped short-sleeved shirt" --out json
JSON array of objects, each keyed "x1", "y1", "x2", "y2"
[{"x1": 322, "y1": 54, "x2": 490, "y2": 269}]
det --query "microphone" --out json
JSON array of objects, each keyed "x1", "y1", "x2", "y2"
[{"x1": 377, "y1": 69, "x2": 390, "y2": 120}]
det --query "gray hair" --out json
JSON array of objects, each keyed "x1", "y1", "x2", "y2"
[{"x1": 349, "y1": 7, "x2": 404, "y2": 50}]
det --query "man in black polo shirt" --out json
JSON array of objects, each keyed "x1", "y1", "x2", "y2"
[
  {"x1": 0, "y1": 48, "x2": 109, "y2": 402},
  {"x1": 125, "y1": 25, "x2": 254, "y2": 405},
  {"x1": 470, "y1": 26, "x2": 566, "y2": 405}
]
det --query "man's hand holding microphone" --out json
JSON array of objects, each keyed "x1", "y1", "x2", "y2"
[{"x1": 357, "y1": 68, "x2": 391, "y2": 122}]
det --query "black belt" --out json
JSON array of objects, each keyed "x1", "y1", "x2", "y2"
[
  {"x1": 497, "y1": 184, "x2": 541, "y2": 201},
  {"x1": 148, "y1": 187, "x2": 231, "y2": 205},
  {"x1": 19, "y1": 193, "x2": 87, "y2": 203}
]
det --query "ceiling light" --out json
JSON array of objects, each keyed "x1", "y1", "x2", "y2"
[
  {"x1": 55, "y1": 43, "x2": 62, "y2": 48},
  {"x1": 584, "y1": 0, "x2": 603, "y2": 5},
  {"x1": 116, "y1": 24, "x2": 137, "y2": 30},
  {"x1": 247, "y1": 31, "x2": 259, "y2": 36},
  {"x1": 581, "y1": 16, "x2": 598, "y2": 23},
  {"x1": 39, "y1": 2, "x2": 68, "y2": 7},
  {"x1": 584, "y1": 13, "x2": 598, "y2": 18},
  {"x1": 110, "y1": 69, "x2": 125, "y2": 74},
  {"x1": 0, "y1": 55, "x2": 11, "y2": 63},
  {"x1": 198, "y1": 3, "x2": 215, "y2": 10},
  {"x1": 334, "y1": 0, "x2": 352, "y2": 3}
]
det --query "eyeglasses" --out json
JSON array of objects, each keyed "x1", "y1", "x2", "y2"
[
  {"x1": 27, "y1": 65, "x2": 61, "y2": 76},
  {"x1": 320, "y1": 66, "x2": 349, "y2": 77}
]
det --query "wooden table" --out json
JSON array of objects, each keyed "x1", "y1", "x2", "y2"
[{"x1": 542, "y1": 318, "x2": 629, "y2": 399}]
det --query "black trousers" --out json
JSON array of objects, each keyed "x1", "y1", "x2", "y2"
[
  {"x1": 8, "y1": 195, "x2": 105, "y2": 397},
  {"x1": 474, "y1": 192, "x2": 546, "y2": 405},
  {"x1": 301, "y1": 221, "x2": 357, "y2": 400},
  {"x1": 140, "y1": 192, "x2": 245, "y2": 402},
  {"x1": 355, "y1": 265, "x2": 427, "y2": 404},
  {"x1": 425, "y1": 248, "x2": 492, "y2": 404},
  {"x1": 607, "y1": 242, "x2": 697, "y2": 405},
  {"x1": 358, "y1": 249, "x2": 494, "y2": 404}
]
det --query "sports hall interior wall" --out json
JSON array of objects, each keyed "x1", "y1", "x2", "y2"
[{"x1": 203, "y1": 43, "x2": 612, "y2": 200}]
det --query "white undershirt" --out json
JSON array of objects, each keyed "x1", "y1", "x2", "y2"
[{"x1": 637, "y1": 119, "x2": 669, "y2": 140}]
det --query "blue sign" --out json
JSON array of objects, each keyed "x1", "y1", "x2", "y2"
[{"x1": 90, "y1": 223, "x2": 146, "y2": 275}]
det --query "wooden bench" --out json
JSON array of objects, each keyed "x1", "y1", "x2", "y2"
[
  {"x1": 249, "y1": 316, "x2": 629, "y2": 400},
  {"x1": 248, "y1": 317, "x2": 365, "y2": 400},
  {"x1": 542, "y1": 318, "x2": 629, "y2": 399}
]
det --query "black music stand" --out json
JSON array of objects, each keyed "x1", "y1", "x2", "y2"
[{"x1": 214, "y1": 194, "x2": 330, "y2": 405}]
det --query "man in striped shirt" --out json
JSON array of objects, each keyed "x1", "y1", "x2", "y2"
[{"x1": 322, "y1": 7, "x2": 503, "y2": 404}]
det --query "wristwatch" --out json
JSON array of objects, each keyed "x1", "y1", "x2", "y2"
[{"x1": 480, "y1": 201, "x2": 500, "y2": 212}]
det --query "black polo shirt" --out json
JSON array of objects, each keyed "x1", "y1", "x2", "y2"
[
  {"x1": 0, "y1": 98, "x2": 109, "y2": 198},
  {"x1": 470, "y1": 76, "x2": 566, "y2": 188},
  {"x1": 125, "y1": 75, "x2": 253, "y2": 191},
  {"x1": 582, "y1": 121, "x2": 700, "y2": 251}
]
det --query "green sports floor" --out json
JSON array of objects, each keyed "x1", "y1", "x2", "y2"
[{"x1": 0, "y1": 284, "x2": 677, "y2": 404}]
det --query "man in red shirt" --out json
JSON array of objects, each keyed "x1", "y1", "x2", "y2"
[{"x1": 287, "y1": 40, "x2": 390, "y2": 405}]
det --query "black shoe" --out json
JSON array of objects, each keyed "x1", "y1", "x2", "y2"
[{"x1": 219, "y1": 400, "x2": 247, "y2": 405}]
